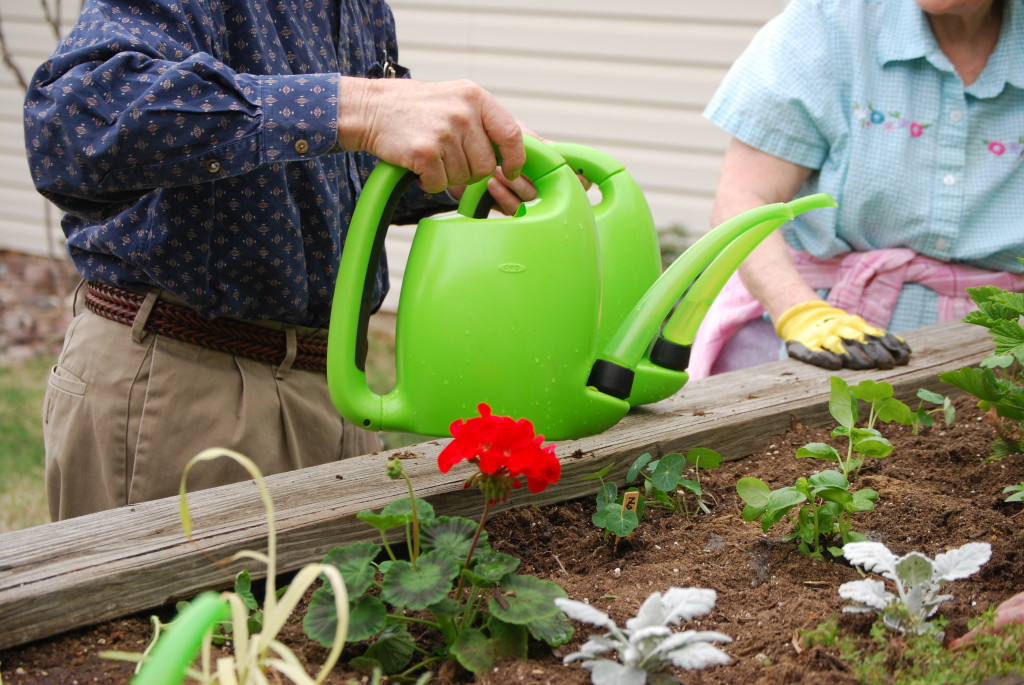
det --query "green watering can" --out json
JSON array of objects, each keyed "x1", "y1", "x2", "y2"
[{"x1": 327, "y1": 135, "x2": 835, "y2": 440}]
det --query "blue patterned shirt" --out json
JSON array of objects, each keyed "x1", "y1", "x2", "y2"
[
  {"x1": 24, "y1": 0, "x2": 451, "y2": 327},
  {"x1": 705, "y1": 0, "x2": 1024, "y2": 276}
]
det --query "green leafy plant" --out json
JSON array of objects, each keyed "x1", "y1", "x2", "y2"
[
  {"x1": 736, "y1": 469, "x2": 877, "y2": 559},
  {"x1": 585, "y1": 461, "x2": 644, "y2": 541},
  {"x1": 939, "y1": 280, "x2": 1024, "y2": 457},
  {"x1": 556, "y1": 586, "x2": 731, "y2": 684},
  {"x1": 1004, "y1": 481, "x2": 1024, "y2": 503},
  {"x1": 304, "y1": 403, "x2": 572, "y2": 680},
  {"x1": 839, "y1": 540, "x2": 992, "y2": 638},
  {"x1": 586, "y1": 448, "x2": 723, "y2": 542},
  {"x1": 628, "y1": 448, "x2": 724, "y2": 515},
  {"x1": 101, "y1": 448, "x2": 350, "y2": 685},
  {"x1": 910, "y1": 388, "x2": 956, "y2": 435},
  {"x1": 796, "y1": 377, "x2": 908, "y2": 479}
]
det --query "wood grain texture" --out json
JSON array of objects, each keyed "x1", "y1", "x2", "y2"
[{"x1": 0, "y1": 320, "x2": 991, "y2": 649}]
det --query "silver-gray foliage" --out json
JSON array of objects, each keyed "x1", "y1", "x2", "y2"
[
  {"x1": 555, "y1": 587, "x2": 731, "y2": 685},
  {"x1": 839, "y1": 540, "x2": 991, "y2": 638}
]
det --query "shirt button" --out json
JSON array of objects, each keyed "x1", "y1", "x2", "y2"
[
  {"x1": 950, "y1": 110, "x2": 962, "y2": 122},
  {"x1": 935, "y1": 237, "x2": 949, "y2": 250},
  {"x1": 294, "y1": 139, "x2": 310, "y2": 154},
  {"x1": 203, "y1": 159, "x2": 221, "y2": 173},
  {"x1": 943, "y1": 173, "x2": 956, "y2": 186}
]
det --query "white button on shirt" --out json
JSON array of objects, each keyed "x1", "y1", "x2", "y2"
[
  {"x1": 943, "y1": 174, "x2": 957, "y2": 186},
  {"x1": 950, "y1": 110, "x2": 963, "y2": 122}
]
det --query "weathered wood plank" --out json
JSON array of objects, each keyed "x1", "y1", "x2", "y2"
[{"x1": 0, "y1": 320, "x2": 991, "y2": 650}]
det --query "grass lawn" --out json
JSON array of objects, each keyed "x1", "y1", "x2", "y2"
[{"x1": 0, "y1": 355, "x2": 52, "y2": 532}]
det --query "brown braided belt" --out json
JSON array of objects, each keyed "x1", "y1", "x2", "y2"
[{"x1": 84, "y1": 282, "x2": 328, "y2": 372}]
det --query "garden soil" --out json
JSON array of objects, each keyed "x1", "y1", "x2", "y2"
[
  {"x1": 3, "y1": 391, "x2": 1023, "y2": 684},
  {"x1": 2, "y1": 248, "x2": 1023, "y2": 684}
]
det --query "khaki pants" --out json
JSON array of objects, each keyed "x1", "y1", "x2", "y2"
[{"x1": 43, "y1": 288, "x2": 381, "y2": 520}]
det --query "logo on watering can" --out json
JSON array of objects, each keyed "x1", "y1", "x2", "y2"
[{"x1": 498, "y1": 263, "x2": 527, "y2": 274}]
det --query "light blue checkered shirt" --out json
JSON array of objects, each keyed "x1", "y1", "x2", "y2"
[{"x1": 705, "y1": 0, "x2": 1024, "y2": 331}]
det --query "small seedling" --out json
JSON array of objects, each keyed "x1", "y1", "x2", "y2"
[
  {"x1": 627, "y1": 448, "x2": 724, "y2": 516},
  {"x1": 556, "y1": 587, "x2": 731, "y2": 684},
  {"x1": 910, "y1": 388, "x2": 956, "y2": 435},
  {"x1": 736, "y1": 469, "x2": 877, "y2": 559},
  {"x1": 585, "y1": 461, "x2": 644, "y2": 541},
  {"x1": 797, "y1": 377, "x2": 908, "y2": 479},
  {"x1": 839, "y1": 540, "x2": 992, "y2": 638},
  {"x1": 1004, "y1": 481, "x2": 1024, "y2": 503}
]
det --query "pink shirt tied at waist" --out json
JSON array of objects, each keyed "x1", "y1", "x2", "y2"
[{"x1": 688, "y1": 247, "x2": 1024, "y2": 380}]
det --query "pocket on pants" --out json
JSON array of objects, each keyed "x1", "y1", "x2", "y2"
[{"x1": 43, "y1": 363, "x2": 87, "y2": 426}]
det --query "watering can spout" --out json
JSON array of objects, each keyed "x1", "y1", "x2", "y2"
[{"x1": 588, "y1": 192, "x2": 836, "y2": 401}]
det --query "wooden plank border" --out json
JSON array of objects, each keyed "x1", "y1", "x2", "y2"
[{"x1": 0, "y1": 320, "x2": 992, "y2": 650}]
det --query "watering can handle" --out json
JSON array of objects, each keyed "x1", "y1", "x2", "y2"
[{"x1": 458, "y1": 141, "x2": 625, "y2": 218}]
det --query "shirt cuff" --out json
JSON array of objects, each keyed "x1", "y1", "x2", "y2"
[{"x1": 258, "y1": 73, "x2": 340, "y2": 163}]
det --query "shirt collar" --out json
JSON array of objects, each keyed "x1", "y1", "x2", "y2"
[{"x1": 878, "y1": 0, "x2": 1024, "y2": 96}]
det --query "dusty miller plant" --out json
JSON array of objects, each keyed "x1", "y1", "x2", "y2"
[
  {"x1": 555, "y1": 587, "x2": 731, "y2": 685},
  {"x1": 839, "y1": 540, "x2": 992, "y2": 639}
]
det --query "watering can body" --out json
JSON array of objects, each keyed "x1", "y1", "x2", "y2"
[
  {"x1": 327, "y1": 135, "x2": 836, "y2": 440},
  {"x1": 328, "y1": 137, "x2": 627, "y2": 439}
]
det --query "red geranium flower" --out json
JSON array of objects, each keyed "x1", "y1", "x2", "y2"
[{"x1": 438, "y1": 403, "x2": 561, "y2": 503}]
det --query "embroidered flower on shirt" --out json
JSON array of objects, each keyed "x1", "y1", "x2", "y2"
[
  {"x1": 983, "y1": 138, "x2": 1023, "y2": 157},
  {"x1": 852, "y1": 103, "x2": 930, "y2": 138}
]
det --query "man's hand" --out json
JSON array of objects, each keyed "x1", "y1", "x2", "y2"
[
  {"x1": 775, "y1": 300, "x2": 911, "y2": 370},
  {"x1": 337, "y1": 77, "x2": 524, "y2": 193}
]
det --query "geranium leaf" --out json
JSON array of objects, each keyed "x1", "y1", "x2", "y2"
[
  {"x1": 303, "y1": 586, "x2": 342, "y2": 648},
  {"x1": 364, "y1": 624, "x2": 415, "y2": 675},
  {"x1": 380, "y1": 497, "x2": 435, "y2": 524},
  {"x1": 489, "y1": 575, "x2": 566, "y2": 625},
  {"x1": 356, "y1": 511, "x2": 407, "y2": 533},
  {"x1": 450, "y1": 627, "x2": 495, "y2": 675},
  {"x1": 527, "y1": 611, "x2": 575, "y2": 647},
  {"x1": 321, "y1": 541, "x2": 381, "y2": 596},
  {"x1": 345, "y1": 596, "x2": 387, "y2": 642},
  {"x1": 487, "y1": 616, "x2": 528, "y2": 659},
  {"x1": 381, "y1": 550, "x2": 458, "y2": 611},
  {"x1": 468, "y1": 550, "x2": 521, "y2": 584},
  {"x1": 420, "y1": 515, "x2": 486, "y2": 560}
]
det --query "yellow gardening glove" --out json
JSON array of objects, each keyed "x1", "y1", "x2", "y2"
[{"x1": 774, "y1": 301, "x2": 911, "y2": 370}]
